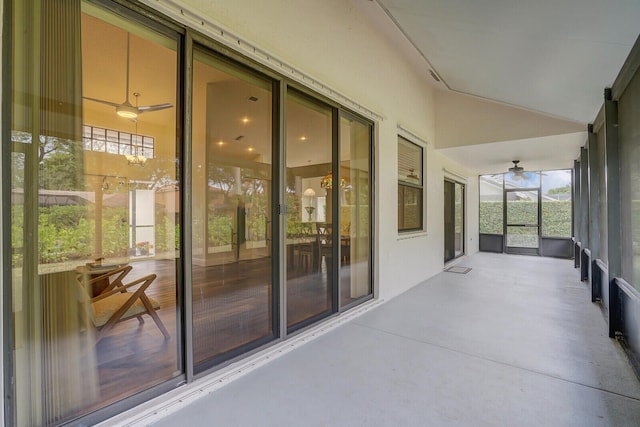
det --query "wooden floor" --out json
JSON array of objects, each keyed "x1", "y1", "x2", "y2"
[{"x1": 88, "y1": 252, "x2": 365, "y2": 411}]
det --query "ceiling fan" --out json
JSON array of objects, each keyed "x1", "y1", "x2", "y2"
[
  {"x1": 508, "y1": 160, "x2": 526, "y2": 179},
  {"x1": 83, "y1": 33, "x2": 173, "y2": 120}
]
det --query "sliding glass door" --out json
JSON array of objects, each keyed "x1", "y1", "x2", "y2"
[
  {"x1": 444, "y1": 180, "x2": 465, "y2": 262},
  {"x1": 285, "y1": 90, "x2": 335, "y2": 331},
  {"x1": 7, "y1": 1, "x2": 374, "y2": 423},
  {"x1": 191, "y1": 46, "x2": 276, "y2": 371},
  {"x1": 10, "y1": 1, "x2": 182, "y2": 424},
  {"x1": 339, "y1": 114, "x2": 372, "y2": 307}
]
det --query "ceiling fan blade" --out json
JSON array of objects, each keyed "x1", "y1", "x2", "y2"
[
  {"x1": 138, "y1": 103, "x2": 173, "y2": 113},
  {"x1": 83, "y1": 96, "x2": 121, "y2": 108}
]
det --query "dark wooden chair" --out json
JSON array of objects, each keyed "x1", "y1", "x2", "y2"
[
  {"x1": 316, "y1": 223, "x2": 333, "y2": 271},
  {"x1": 296, "y1": 241, "x2": 314, "y2": 273},
  {"x1": 78, "y1": 267, "x2": 170, "y2": 343}
]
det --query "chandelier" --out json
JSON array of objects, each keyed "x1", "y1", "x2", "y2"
[
  {"x1": 124, "y1": 92, "x2": 147, "y2": 166},
  {"x1": 320, "y1": 172, "x2": 345, "y2": 189},
  {"x1": 125, "y1": 153, "x2": 147, "y2": 165}
]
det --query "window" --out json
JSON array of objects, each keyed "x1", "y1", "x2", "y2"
[
  {"x1": 83, "y1": 124, "x2": 155, "y2": 158},
  {"x1": 479, "y1": 174, "x2": 504, "y2": 234},
  {"x1": 541, "y1": 170, "x2": 573, "y2": 238},
  {"x1": 619, "y1": 63, "x2": 640, "y2": 289},
  {"x1": 398, "y1": 136, "x2": 423, "y2": 232}
]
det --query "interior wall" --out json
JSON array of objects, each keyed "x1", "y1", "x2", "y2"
[{"x1": 175, "y1": 0, "x2": 477, "y2": 300}]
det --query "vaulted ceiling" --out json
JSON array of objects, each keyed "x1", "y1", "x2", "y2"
[{"x1": 374, "y1": 0, "x2": 640, "y2": 174}]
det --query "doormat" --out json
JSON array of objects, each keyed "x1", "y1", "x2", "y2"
[{"x1": 444, "y1": 266, "x2": 472, "y2": 274}]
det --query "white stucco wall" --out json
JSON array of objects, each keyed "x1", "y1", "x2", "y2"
[{"x1": 162, "y1": 0, "x2": 478, "y2": 301}]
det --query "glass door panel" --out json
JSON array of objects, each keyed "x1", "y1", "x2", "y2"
[
  {"x1": 454, "y1": 182, "x2": 465, "y2": 257},
  {"x1": 11, "y1": 2, "x2": 181, "y2": 424},
  {"x1": 444, "y1": 180, "x2": 455, "y2": 262},
  {"x1": 506, "y1": 226, "x2": 540, "y2": 248},
  {"x1": 191, "y1": 47, "x2": 275, "y2": 370},
  {"x1": 339, "y1": 114, "x2": 372, "y2": 307},
  {"x1": 505, "y1": 189, "x2": 540, "y2": 253},
  {"x1": 445, "y1": 180, "x2": 465, "y2": 262},
  {"x1": 286, "y1": 91, "x2": 334, "y2": 330}
]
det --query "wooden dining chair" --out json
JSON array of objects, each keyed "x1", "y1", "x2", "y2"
[
  {"x1": 78, "y1": 268, "x2": 170, "y2": 343},
  {"x1": 316, "y1": 223, "x2": 333, "y2": 270}
]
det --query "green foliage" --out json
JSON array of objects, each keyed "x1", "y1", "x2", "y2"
[
  {"x1": 38, "y1": 206, "x2": 93, "y2": 262},
  {"x1": 38, "y1": 136, "x2": 84, "y2": 190},
  {"x1": 11, "y1": 206, "x2": 25, "y2": 267},
  {"x1": 208, "y1": 212, "x2": 233, "y2": 246},
  {"x1": 541, "y1": 201, "x2": 572, "y2": 237},
  {"x1": 479, "y1": 201, "x2": 503, "y2": 234},
  {"x1": 547, "y1": 185, "x2": 571, "y2": 195},
  {"x1": 101, "y1": 208, "x2": 129, "y2": 257},
  {"x1": 480, "y1": 200, "x2": 572, "y2": 238},
  {"x1": 155, "y1": 215, "x2": 175, "y2": 253}
]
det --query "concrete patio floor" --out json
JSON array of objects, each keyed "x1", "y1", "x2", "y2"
[{"x1": 152, "y1": 252, "x2": 640, "y2": 426}]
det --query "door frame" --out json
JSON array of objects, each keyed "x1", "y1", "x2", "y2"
[
  {"x1": 444, "y1": 178, "x2": 465, "y2": 263},
  {"x1": 503, "y1": 187, "x2": 541, "y2": 256}
]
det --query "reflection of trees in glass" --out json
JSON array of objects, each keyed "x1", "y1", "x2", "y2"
[
  {"x1": 11, "y1": 204, "x2": 133, "y2": 265},
  {"x1": 208, "y1": 164, "x2": 236, "y2": 196},
  {"x1": 244, "y1": 178, "x2": 268, "y2": 241},
  {"x1": 286, "y1": 186, "x2": 307, "y2": 236},
  {"x1": 207, "y1": 163, "x2": 271, "y2": 245},
  {"x1": 38, "y1": 136, "x2": 84, "y2": 190},
  {"x1": 454, "y1": 184, "x2": 463, "y2": 234},
  {"x1": 12, "y1": 134, "x2": 87, "y2": 264},
  {"x1": 207, "y1": 212, "x2": 233, "y2": 247},
  {"x1": 206, "y1": 165, "x2": 235, "y2": 247},
  {"x1": 11, "y1": 206, "x2": 25, "y2": 267},
  {"x1": 102, "y1": 207, "x2": 129, "y2": 257},
  {"x1": 155, "y1": 212, "x2": 180, "y2": 253},
  {"x1": 37, "y1": 205, "x2": 92, "y2": 263}
]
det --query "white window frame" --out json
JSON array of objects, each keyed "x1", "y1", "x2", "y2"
[{"x1": 397, "y1": 125, "x2": 428, "y2": 236}]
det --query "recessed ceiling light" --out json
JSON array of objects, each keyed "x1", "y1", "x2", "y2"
[
  {"x1": 300, "y1": 136, "x2": 307, "y2": 141},
  {"x1": 217, "y1": 140, "x2": 224, "y2": 146},
  {"x1": 247, "y1": 147, "x2": 254, "y2": 152},
  {"x1": 242, "y1": 117, "x2": 250, "y2": 124}
]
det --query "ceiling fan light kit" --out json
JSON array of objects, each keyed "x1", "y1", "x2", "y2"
[
  {"x1": 116, "y1": 103, "x2": 138, "y2": 119},
  {"x1": 508, "y1": 160, "x2": 525, "y2": 180}
]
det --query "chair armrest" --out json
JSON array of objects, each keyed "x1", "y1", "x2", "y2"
[
  {"x1": 82, "y1": 265, "x2": 132, "y2": 286},
  {"x1": 91, "y1": 274, "x2": 156, "y2": 303}
]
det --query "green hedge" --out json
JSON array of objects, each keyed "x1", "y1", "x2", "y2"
[
  {"x1": 479, "y1": 201, "x2": 503, "y2": 234},
  {"x1": 480, "y1": 200, "x2": 571, "y2": 237}
]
